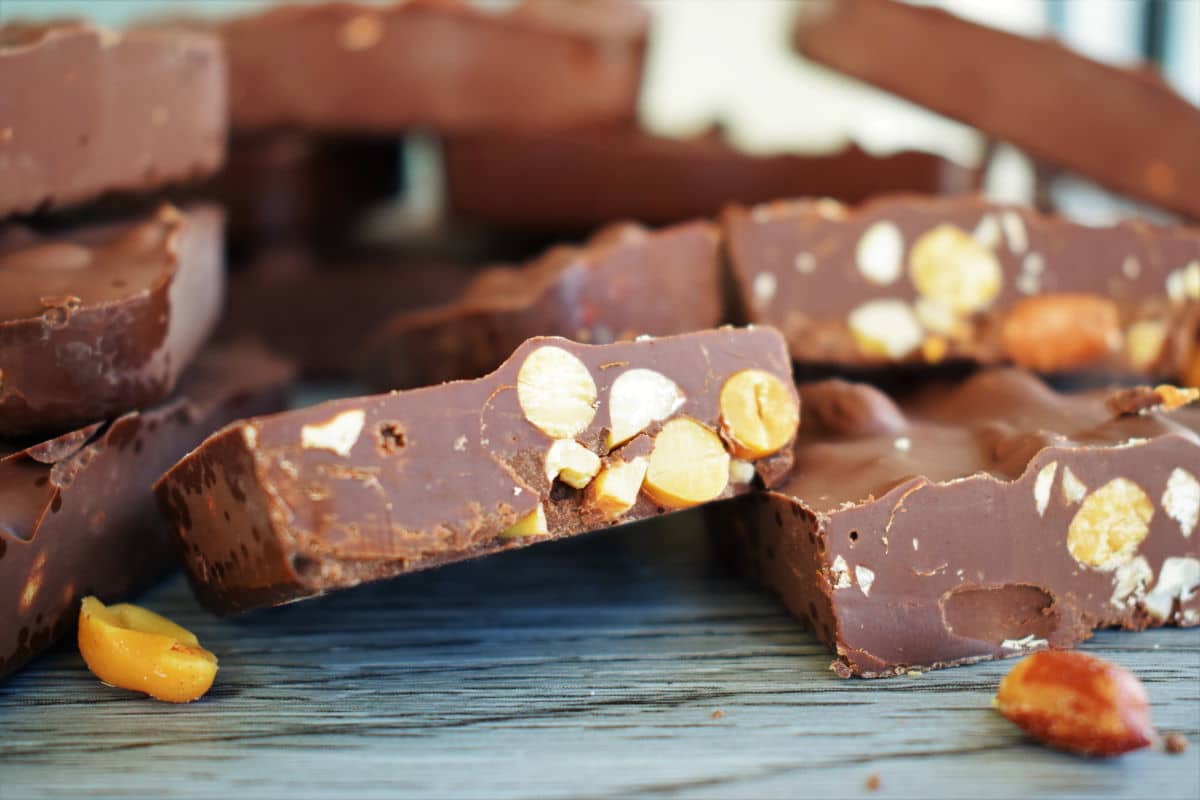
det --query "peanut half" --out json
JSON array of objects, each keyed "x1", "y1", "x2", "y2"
[
  {"x1": 517, "y1": 346, "x2": 597, "y2": 438},
  {"x1": 995, "y1": 650, "x2": 1156, "y2": 757},
  {"x1": 718, "y1": 369, "x2": 800, "y2": 459},
  {"x1": 77, "y1": 596, "x2": 218, "y2": 703},
  {"x1": 605, "y1": 368, "x2": 685, "y2": 449},
  {"x1": 909, "y1": 224, "x2": 1002, "y2": 314},
  {"x1": 1002, "y1": 294, "x2": 1120, "y2": 372},
  {"x1": 642, "y1": 417, "x2": 730, "y2": 509}
]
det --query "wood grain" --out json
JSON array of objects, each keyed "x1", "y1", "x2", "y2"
[{"x1": 2, "y1": 516, "x2": 1197, "y2": 799}]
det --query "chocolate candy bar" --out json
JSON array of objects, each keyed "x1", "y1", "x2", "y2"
[
  {"x1": 0, "y1": 205, "x2": 225, "y2": 436},
  {"x1": 444, "y1": 126, "x2": 978, "y2": 231},
  {"x1": 0, "y1": 345, "x2": 294, "y2": 679},
  {"x1": 726, "y1": 195, "x2": 1200, "y2": 377},
  {"x1": 221, "y1": 0, "x2": 646, "y2": 133},
  {"x1": 212, "y1": 132, "x2": 401, "y2": 247},
  {"x1": 221, "y1": 247, "x2": 471, "y2": 379},
  {"x1": 713, "y1": 371, "x2": 1200, "y2": 677},
  {"x1": 156, "y1": 327, "x2": 798, "y2": 615},
  {"x1": 363, "y1": 220, "x2": 721, "y2": 390},
  {"x1": 792, "y1": 0, "x2": 1200, "y2": 220},
  {"x1": 0, "y1": 22, "x2": 226, "y2": 217}
]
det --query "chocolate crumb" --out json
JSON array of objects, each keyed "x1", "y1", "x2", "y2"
[
  {"x1": 1164, "y1": 732, "x2": 1189, "y2": 754},
  {"x1": 865, "y1": 773, "x2": 881, "y2": 791}
]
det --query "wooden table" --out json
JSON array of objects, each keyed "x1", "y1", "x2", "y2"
[{"x1": 2, "y1": 514, "x2": 1198, "y2": 799}]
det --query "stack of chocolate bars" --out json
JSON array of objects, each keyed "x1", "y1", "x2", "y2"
[
  {"x1": 2, "y1": 0, "x2": 1198, "y2": 685},
  {"x1": 0, "y1": 22, "x2": 297, "y2": 677}
]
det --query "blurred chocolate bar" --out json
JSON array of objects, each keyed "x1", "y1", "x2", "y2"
[
  {"x1": 362, "y1": 220, "x2": 722, "y2": 389},
  {"x1": 0, "y1": 21, "x2": 226, "y2": 217},
  {"x1": 444, "y1": 126, "x2": 977, "y2": 231},
  {"x1": 726, "y1": 195, "x2": 1200, "y2": 378},
  {"x1": 221, "y1": 0, "x2": 647, "y2": 134},
  {"x1": 793, "y1": 0, "x2": 1200, "y2": 220}
]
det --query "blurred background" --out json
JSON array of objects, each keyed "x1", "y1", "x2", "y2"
[{"x1": 4, "y1": 0, "x2": 1197, "y2": 226}]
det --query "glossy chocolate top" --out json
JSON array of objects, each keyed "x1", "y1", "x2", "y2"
[
  {"x1": 219, "y1": 0, "x2": 646, "y2": 133},
  {"x1": 788, "y1": 370, "x2": 1199, "y2": 514},
  {"x1": 0, "y1": 205, "x2": 225, "y2": 435},
  {"x1": 0, "y1": 21, "x2": 226, "y2": 217},
  {"x1": 793, "y1": 0, "x2": 1200, "y2": 220}
]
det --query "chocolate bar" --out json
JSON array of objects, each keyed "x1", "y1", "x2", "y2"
[
  {"x1": 363, "y1": 220, "x2": 722, "y2": 390},
  {"x1": 792, "y1": 0, "x2": 1200, "y2": 220},
  {"x1": 212, "y1": 132, "x2": 401, "y2": 246},
  {"x1": 156, "y1": 327, "x2": 799, "y2": 615},
  {"x1": 726, "y1": 195, "x2": 1200, "y2": 377},
  {"x1": 712, "y1": 371, "x2": 1200, "y2": 677},
  {"x1": 444, "y1": 126, "x2": 978, "y2": 231},
  {"x1": 0, "y1": 205, "x2": 225, "y2": 436},
  {"x1": 221, "y1": 247, "x2": 471, "y2": 378},
  {"x1": 0, "y1": 345, "x2": 294, "y2": 679},
  {"x1": 221, "y1": 0, "x2": 646, "y2": 133},
  {"x1": 0, "y1": 21, "x2": 226, "y2": 217}
]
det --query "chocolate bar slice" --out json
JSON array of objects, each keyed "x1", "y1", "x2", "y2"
[
  {"x1": 156, "y1": 327, "x2": 799, "y2": 615},
  {"x1": 212, "y1": 132, "x2": 401, "y2": 247},
  {"x1": 363, "y1": 220, "x2": 721, "y2": 390},
  {"x1": 221, "y1": 0, "x2": 646, "y2": 133},
  {"x1": 726, "y1": 195, "x2": 1200, "y2": 377},
  {"x1": 444, "y1": 126, "x2": 978, "y2": 231},
  {"x1": 792, "y1": 0, "x2": 1200, "y2": 220},
  {"x1": 221, "y1": 247, "x2": 471, "y2": 379},
  {"x1": 0, "y1": 205, "x2": 225, "y2": 436},
  {"x1": 0, "y1": 22, "x2": 226, "y2": 217},
  {"x1": 0, "y1": 345, "x2": 294, "y2": 679},
  {"x1": 712, "y1": 371, "x2": 1200, "y2": 677}
]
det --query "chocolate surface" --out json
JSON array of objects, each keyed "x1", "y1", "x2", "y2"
[
  {"x1": 156, "y1": 327, "x2": 797, "y2": 615},
  {"x1": 792, "y1": 0, "x2": 1200, "y2": 220},
  {"x1": 211, "y1": 132, "x2": 402, "y2": 246},
  {"x1": 726, "y1": 195, "x2": 1200, "y2": 377},
  {"x1": 0, "y1": 21, "x2": 226, "y2": 217},
  {"x1": 0, "y1": 345, "x2": 294, "y2": 679},
  {"x1": 713, "y1": 370, "x2": 1200, "y2": 677},
  {"x1": 221, "y1": 247, "x2": 472, "y2": 379},
  {"x1": 220, "y1": 0, "x2": 646, "y2": 133},
  {"x1": 444, "y1": 126, "x2": 978, "y2": 231},
  {"x1": 363, "y1": 220, "x2": 722, "y2": 390},
  {"x1": 0, "y1": 205, "x2": 225, "y2": 436}
]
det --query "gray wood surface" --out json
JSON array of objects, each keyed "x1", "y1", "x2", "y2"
[{"x1": 1, "y1": 515, "x2": 1197, "y2": 800}]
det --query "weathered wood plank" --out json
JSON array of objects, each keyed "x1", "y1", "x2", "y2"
[{"x1": 2, "y1": 516, "x2": 1197, "y2": 799}]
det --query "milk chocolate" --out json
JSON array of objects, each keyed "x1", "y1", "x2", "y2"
[
  {"x1": 363, "y1": 220, "x2": 722, "y2": 390},
  {"x1": 0, "y1": 345, "x2": 294, "y2": 679},
  {"x1": 792, "y1": 0, "x2": 1200, "y2": 220},
  {"x1": 444, "y1": 126, "x2": 978, "y2": 231},
  {"x1": 156, "y1": 327, "x2": 798, "y2": 615},
  {"x1": 0, "y1": 21, "x2": 226, "y2": 217},
  {"x1": 712, "y1": 370, "x2": 1200, "y2": 677},
  {"x1": 0, "y1": 205, "x2": 225, "y2": 436},
  {"x1": 221, "y1": 0, "x2": 646, "y2": 133},
  {"x1": 212, "y1": 132, "x2": 402, "y2": 246},
  {"x1": 726, "y1": 195, "x2": 1200, "y2": 377},
  {"x1": 221, "y1": 248, "x2": 471, "y2": 378}
]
